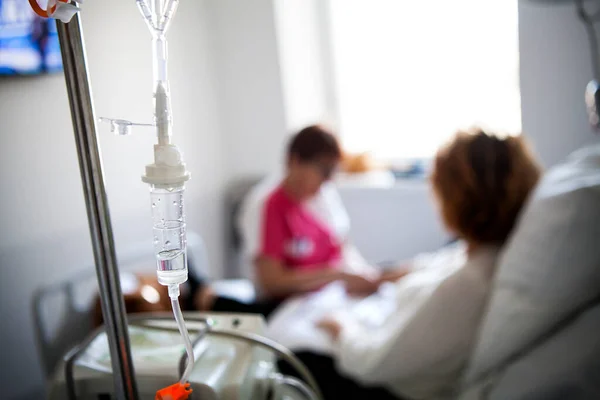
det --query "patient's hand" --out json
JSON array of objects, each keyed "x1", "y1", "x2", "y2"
[
  {"x1": 378, "y1": 267, "x2": 411, "y2": 284},
  {"x1": 341, "y1": 273, "x2": 379, "y2": 296},
  {"x1": 317, "y1": 317, "x2": 342, "y2": 340}
]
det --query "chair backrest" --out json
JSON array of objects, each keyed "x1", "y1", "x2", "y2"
[
  {"x1": 235, "y1": 175, "x2": 351, "y2": 284},
  {"x1": 459, "y1": 300, "x2": 600, "y2": 400},
  {"x1": 32, "y1": 231, "x2": 208, "y2": 378},
  {"x1": 460, "y1": 145, "x2": 600, "y2": 397}
]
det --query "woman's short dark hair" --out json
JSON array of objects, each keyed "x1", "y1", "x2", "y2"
[
  {"x1": 431, "y1": 128, "x2": 542, "y2": 244},
  {"x1": 287, "y1": 125, "x2": 342, "y2": 163}
]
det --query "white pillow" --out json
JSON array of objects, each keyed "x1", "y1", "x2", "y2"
[
  {"x1": 464, "y1": 144, "x2": 600, "y2": 384},
  {"x1": 460, "y1": 304, "x2": 600, "y2": 399}
]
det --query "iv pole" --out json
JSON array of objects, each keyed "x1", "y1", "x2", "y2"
[{"x1": 56, "y1": 13, "x2": 140, "y2": 400}]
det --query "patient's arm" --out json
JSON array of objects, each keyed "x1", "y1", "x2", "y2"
[
  {"x1": 378, "y1": 267, "x2": 412, "y2": 283},
  {"x1": 255, "y1": 256, "x2": 378, "y2": 298}
]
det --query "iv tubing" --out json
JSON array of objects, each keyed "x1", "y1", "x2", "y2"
[
  {"x1": 159, "y1": 0, "x2": 180, "y2": 32},
  {"x1": 136, "y1": 0, "x2": 176, "y2": 144},
  {"x1": 136, "y1": 0, "x2": 154, "y2": 32},
  {"x1": 272, "y1": 374, "x2": 319, "y2": 400},
  {"x1": 171, "y1": 295, "x2": 195, "y2": 384},
  {"x1": 138, "y1": 0, "x2": 194, "y2": 388},
  {"x1": 152, "y1": 34, "x2": 168, "y2": 85}
]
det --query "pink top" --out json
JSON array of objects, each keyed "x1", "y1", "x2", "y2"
[{"x1": 259, "y1": 185, "x2": 342, "y2": 271}]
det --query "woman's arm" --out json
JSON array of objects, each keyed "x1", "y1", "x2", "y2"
[
  {"x1": 339, "y1": 243, "x2": 380, "y2": 275},
  {"x1": 255, "y1": 256, "x2": 378, "y2": 298}
]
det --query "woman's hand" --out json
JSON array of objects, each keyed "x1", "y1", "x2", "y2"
[
  {"x1": 317, "y1": 317, "x2": 343, "y2": 340},
  {"x1": 341, "y1": 273, "x2": 379, "y2": 295}
]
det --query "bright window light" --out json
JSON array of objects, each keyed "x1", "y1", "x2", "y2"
[{"x1": 328, "y1": 0, "x2": 521, "y2": 160}]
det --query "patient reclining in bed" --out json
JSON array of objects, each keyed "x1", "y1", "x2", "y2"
[{"x1": 193, "y1": 128, "x2": 542, "y2": 399}]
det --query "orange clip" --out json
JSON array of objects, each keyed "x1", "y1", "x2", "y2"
[
  {"x1": 28, "y1": 0, "x2": 69, "y2": 18},
  {"x1": 155, "y1": 382, "x2": 192, "y2": 400}
]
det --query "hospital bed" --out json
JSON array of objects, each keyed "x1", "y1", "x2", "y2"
[
  {"x1": 33, "y1": 232, "x2": 226, "y2": 378},
  {"x1": 47, "y1": 313, "x2": 279, "y2": 400}
]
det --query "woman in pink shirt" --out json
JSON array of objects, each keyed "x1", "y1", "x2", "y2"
[
  {"x1": 191, "y1": 125, "x2": 378, "y2": 315},
  {"x1": 255, "y1": 125, "x2": 377, "y2": 298}
]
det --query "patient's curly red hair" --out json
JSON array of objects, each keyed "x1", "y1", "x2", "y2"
[{"x1": 430, "y1": 129, "x2": 541, "y2": 244}]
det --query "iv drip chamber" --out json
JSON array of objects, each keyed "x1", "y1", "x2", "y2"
[{"x1": 150, "y1": 184, "x2": 187, "y2": 287}]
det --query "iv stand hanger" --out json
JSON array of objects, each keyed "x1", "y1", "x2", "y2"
[{"x1": 56, "y1": 12, "x2": 140, "y2": 400}]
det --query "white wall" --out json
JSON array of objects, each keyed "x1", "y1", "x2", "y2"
[
  {"x1": 273, "y1": 0, "x2": 333, "y2": 132},
  {"x1": 519, "y1": 1, "x2": 599, "y2": 168},
  {"x1": 0, "y1": 1, "x2": 224, "y2": 398},
  {"x1": 204, "y1": 0, "x2": 291, "y2": 275},
  {"x1": 339, "y1": 183, "x2": 449, "y2": 263},
  {"x1": 205, "y1": 0, "x2": 288, "y2": 180}
]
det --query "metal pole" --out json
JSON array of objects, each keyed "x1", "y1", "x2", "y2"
[{"x1": 57, "y1": 13, "x2": 139, "y2": 400}]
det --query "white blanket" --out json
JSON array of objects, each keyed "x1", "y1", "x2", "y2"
[
  {"x1": 266, "y1": 242, "x2": 467, "y2": 356},
  {"x1": 266, "y1": 282, "x2": 398, "y2": 355}
]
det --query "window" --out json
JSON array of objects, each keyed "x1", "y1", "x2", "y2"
[{"x1": 327, "y1": 0, "x2": 521, "y2": 160}]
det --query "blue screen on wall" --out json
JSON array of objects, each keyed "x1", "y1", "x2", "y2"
[{"x1": 0, "y1": 0, "x2": 63, "y2": 75}]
